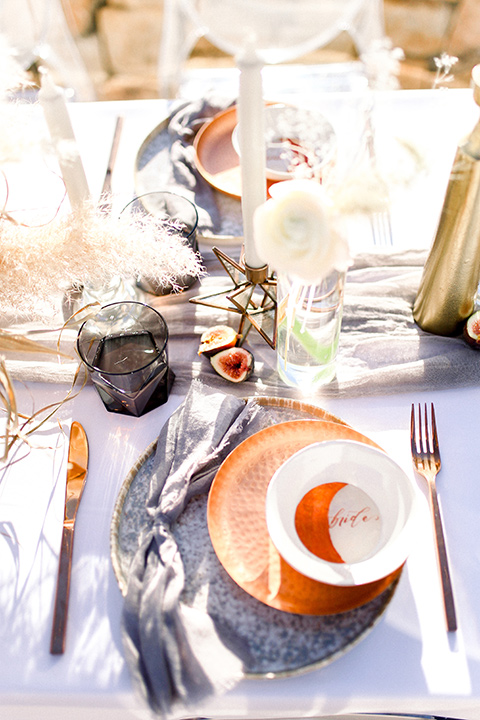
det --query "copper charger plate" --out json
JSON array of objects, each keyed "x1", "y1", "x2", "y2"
[
  {"x1": 110, "y1": 397, "x2": 347, "y2": 595},
  {"x1": 208, "y1": 419, "x2": 403, "y2": 616},
  {"x1": 193, "y1": 105, "x2": 276, "y2": 199}
]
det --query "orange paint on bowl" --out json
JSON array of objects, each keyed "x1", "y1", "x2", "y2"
[{"x1": 295, "y1": 482, "x2": 346, "y2": 563}]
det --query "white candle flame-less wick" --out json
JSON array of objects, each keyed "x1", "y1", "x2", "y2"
[{"x1": 38, "y1": 70, "x2": 90, "y2": 210}]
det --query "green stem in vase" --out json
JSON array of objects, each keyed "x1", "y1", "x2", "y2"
[
  {"x1": 277, "y1": 274, "x2": 344, "y2": 386},
  {"x1": 281, "y1": 314, "x2": 339, "y2": 365}
]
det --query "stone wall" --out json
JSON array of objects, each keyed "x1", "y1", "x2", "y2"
[{"x1": 62, "y1": 0, "x2": 480, "y2": 100}]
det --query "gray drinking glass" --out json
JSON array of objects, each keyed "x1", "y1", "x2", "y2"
[
  {"x1": 122, "y1": 191, "x2": 200, "y2": 295},
  {"x1": 76, "y1": 301, "x2": 174, "y2": 417}
]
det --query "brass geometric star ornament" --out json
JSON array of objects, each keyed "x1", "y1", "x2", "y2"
[{"x1": 189, "y1": 246, "x2": 277, "y2": 348}]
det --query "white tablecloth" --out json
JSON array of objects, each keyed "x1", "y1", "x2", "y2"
[{"x1": 1, "y1": 68, "x2": 480, "y2": 720}]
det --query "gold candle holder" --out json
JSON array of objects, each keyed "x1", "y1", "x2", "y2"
[
  {"x1": 413, "y1": 65, "x2": 480, "y2": 336},
  {"x1": 189, "y1": 247, "x2": 277, "y2": 348}
]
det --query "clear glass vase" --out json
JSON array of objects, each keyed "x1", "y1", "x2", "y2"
[{"x1": 276, "y1": 270, "x2": 345, "y2": 393}]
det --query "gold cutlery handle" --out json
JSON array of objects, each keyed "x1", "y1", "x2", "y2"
[
  {"x1": 50, "y1": 525, "x2": 74, "y2": 654},
  {"x1": 428, "y1": 480, "x2": 457, "y2": 633}
]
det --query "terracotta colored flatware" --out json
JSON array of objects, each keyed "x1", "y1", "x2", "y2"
[{"x1": 50, "y1": 422, "x2": 89, "y2": 654}]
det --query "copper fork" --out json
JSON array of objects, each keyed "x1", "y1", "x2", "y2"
[{"x1": 410, "y1": 403, "x2": 457, "y2": 632}]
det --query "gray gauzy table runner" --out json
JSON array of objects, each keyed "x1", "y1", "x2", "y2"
[
  {"x1": 158, "y1": 246, "x2": 480, "y2": 400},
  {"x1": 8, "y1": 246, "x2": 479, "y2": 400}
]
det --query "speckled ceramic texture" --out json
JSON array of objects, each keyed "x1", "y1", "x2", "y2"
[{"x1": 110, "y1": 398, "x2": 399, "y2": 678}]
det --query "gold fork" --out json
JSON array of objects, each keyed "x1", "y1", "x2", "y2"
[{"x1": 410, "y1": 403, "x2": 457, "y2": 632}]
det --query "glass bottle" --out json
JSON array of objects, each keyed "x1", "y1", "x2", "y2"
[{"x1": 413, "y1": 64, "x2": 480, "y2": 336}]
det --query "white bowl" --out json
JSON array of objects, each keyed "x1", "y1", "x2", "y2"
[{"x1": 265, "y1": 440, "x2": 420, "y2": 587}]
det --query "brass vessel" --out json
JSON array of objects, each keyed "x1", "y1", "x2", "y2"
[{"x1": 413, "y1": 65, "x2": 480, "y2": 336}]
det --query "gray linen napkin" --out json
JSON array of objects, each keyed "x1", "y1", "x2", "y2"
[
  {"x1": 121, "y1": 380, "x2": 273, "y2": 718},
  {"x1": 136, "y1": 94, "x2": 236, "y2": 235}
]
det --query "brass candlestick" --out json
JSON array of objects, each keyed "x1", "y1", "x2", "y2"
[
  {"x1": 413, "y1": 65, "x2": 480, "y2": 336},
  {"x1": 189, "y1": 247, "x2": 277, "y2": 348}
]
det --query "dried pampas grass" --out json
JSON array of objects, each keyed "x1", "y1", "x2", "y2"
[
  {"x1": 0, "y1": 328, "x2": 72, "y2": 357},
  {"x1": 0, "y1": 203, "x2": 204, "y2": 319},
  {"x1": 0, "y1": 357, "x2": 18, "y2": 462},
  {"x1": 0, "y1": 353, "x2": 87, "y2": 463}
]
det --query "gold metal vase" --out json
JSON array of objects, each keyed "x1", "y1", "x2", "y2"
[{"x1": 413, "y1": 65, "x2": 480, "y2": 336}]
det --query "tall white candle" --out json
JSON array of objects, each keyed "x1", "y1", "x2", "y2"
[
  {"x1": 237, "y1": 45, "x2": 267, "y2": 269},
  {"x1": 38, "y1": 71, "x2": 90, "y2": 210}
]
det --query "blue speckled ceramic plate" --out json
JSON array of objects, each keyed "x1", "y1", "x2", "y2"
[{"x1": 110, "y1": 397, "x2": 399, "y2": 678}]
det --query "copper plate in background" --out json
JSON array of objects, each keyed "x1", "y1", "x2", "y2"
[
  {"x1": 208, "y1": 420, "x2": 402, "y2": 616},
  {"x1": 193, "y1": 106, "x2": 276, "y2": 199}
]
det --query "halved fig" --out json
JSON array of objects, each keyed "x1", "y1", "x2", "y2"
[
  {"x1": 198, "y1": 325, "x2": 238, "y2": 356},
  {"x1": 463, "y1": 310, "x2": 480, "y2": 348},
  {"x1": 210, "y1": 347, "x2": 254, "y2": 383}
]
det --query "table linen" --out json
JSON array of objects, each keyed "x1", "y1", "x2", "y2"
[
  {"x1": 2, "y1": 73, "x2": 480, "y2": 720},
  {"x1": 5, "y1": 248, "x2": 480, "y2": 399}
]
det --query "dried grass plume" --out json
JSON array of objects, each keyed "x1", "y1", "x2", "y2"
[{"x1": 0, "y1": 202, "x2": 204, "y2": 319}]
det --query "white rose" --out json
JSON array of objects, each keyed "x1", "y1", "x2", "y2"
[{"x1": 253, "y1": 179, "x2": 351, "y2": 283}]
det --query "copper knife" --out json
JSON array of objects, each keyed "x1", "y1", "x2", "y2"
[
  {"x1": 50, "y1": 421, "x2": 89, "y2": 655},
  {"x1": 98, "y1": 115, "x2": 123, "y2": 213}
]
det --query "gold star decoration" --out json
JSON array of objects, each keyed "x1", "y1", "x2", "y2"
[{"x1": 189, "y1": 247, "x2": 277, "y2": 348}]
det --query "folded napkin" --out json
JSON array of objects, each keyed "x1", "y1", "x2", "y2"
[
  {"x1": 136, "y1": 94, "x2": 238, "y2": 236},
  {"x1": 122, "y1": 381, "x2": 276, "y2": 718}
]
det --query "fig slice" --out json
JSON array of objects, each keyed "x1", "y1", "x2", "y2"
[
  {"x1": 463, "y1": 310, "x2": 480, "y2": 348},
  {"x1": 210, "y1": 347, "x2": 254, "y2": 383},
  {"x1": 198, "y1": 325, "x2": 238, "y2": 356}
]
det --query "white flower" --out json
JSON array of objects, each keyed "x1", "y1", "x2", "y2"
[{"x1": 253, "y1": 179, "x2": 351, "y2": 283}]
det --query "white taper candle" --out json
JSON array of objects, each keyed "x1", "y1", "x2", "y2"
[
  {"x1": 38, "y1": 71, "x2": 90, "y2": 210},
  {"x1": 237, "y1": 45, "x2": 267, "y2": 269}
]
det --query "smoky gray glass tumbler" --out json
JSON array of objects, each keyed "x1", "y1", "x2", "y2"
[{"x1": 77, "y1": 301, "x2": 174, "y2": 416}]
